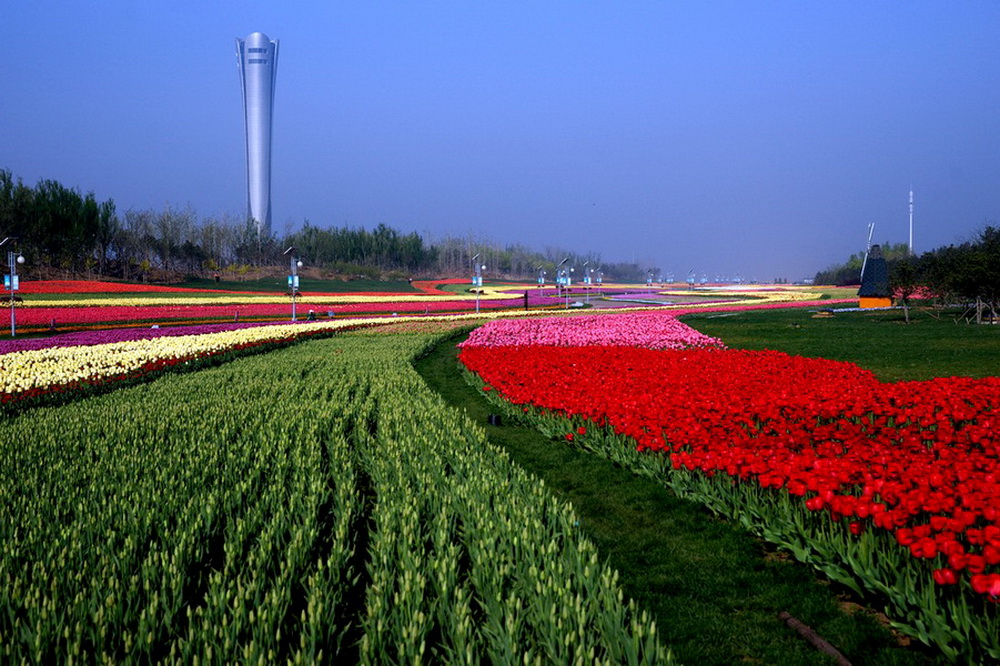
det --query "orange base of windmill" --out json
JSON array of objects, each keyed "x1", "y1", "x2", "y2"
[{"x1": 859, "y1": 297, "x2": 892, "y2": 308}]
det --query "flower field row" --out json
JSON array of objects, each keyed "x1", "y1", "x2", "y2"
[
  {"x1": 662, "y1": 298, "x2": 852, "y2": 314},
  {"x1": 13, "y1": 295, "x2": 845, "y2": 329},
  {"x1": 0, "y1": 321, "x2": 280, "y2": 356},
  {"x1": 20, "y1": 279, "x2": 482, "y2": 297},
  {"x1": 0, "y1": 318, "x2": 381, "y2": 400},
  {"x1": 22, "y1": 290, "x2": 519, "y2": 307},
  {"x1": 458, "y1": 321, "x2": 1000, "y2": 660},
  {"x1": 458, "y1": 312, "x2": 725, "y2": 349},
  {"x1": 9, "y1": 279, "x2": 850, "y2": 331},
  {"x1": 18, "y1": 280, "x2": 245, "y2": 294},
  {"x1": 0, "y1": 310, "x2": 568, "y2": 402},
  {"x1": 12, "y1": 299, "x2": 523, "y2": 328},
  {"x1": 0, "y1": 331, "x2": 669, "y2": 663}
]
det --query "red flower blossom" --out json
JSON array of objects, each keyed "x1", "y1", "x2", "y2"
[
  {"x1": 933, "y1": 568, "x2": 958, "y2": 585},
  {"x1": 970, "y1": 574, "x2": 1000, "y2": 598}
]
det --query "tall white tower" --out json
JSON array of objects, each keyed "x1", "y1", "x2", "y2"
[{"x1": 236, "y1": 32, "x2": 279, "y2": 238}]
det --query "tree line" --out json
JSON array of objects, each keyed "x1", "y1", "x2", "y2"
[
  {"x1": 815, "y1": 226, "x2": 1000, "y2": 323},
  {"x1": 813, "y1": 242, "x2": 912, "y2": 286},
  {"x1": 1, "y1": 169, "x2": 656, "y2": 282},
  {"x1": 890, "y1": 227, "x2": 1000, "y2": 324}
]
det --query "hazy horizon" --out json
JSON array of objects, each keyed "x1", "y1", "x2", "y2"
[{"x1": 4, "y1": 1, "x2": 998, "y2": 280}]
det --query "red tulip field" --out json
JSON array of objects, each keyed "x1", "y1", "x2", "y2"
[{"x1": 459, "y1": 312, "x2": 1000, "y2": 661}]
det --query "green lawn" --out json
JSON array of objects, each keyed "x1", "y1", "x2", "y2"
[{"x1": 681, "y1": 306, "x2": 1000, "y2": 382}]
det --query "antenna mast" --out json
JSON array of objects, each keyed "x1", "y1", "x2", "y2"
[{"x1": 908, "y1": 186, "x2": 914, "y2": 255}]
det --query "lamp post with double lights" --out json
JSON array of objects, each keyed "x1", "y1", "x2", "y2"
[
  {"x1": 471, "y1": 253, "x2": 486, "y2": 313},
  {"x1": 284, "y1": 247, "x2": 303, "y2": 321},
  {"x1": 1, "y1": 238, "x2": 25, "y2": 337},
  {"x1": 591, "y1": 266, "x2": 604, "y2": 298},
  {"x1": 556, "y1": 258, "x2": 574, "y2": 309},
  {"x1": 536, "y1": 265, "x2": 546, "y2": 288},
  {"x1": 556, "y1": 257, "x2": 568, "y2": 297}
]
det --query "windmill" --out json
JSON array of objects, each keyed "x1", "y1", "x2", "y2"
[
  {"x1": 858, "y1": 222, "x2": 891, "y2": 308},
  {"x1": 859, "y1": 222, "x2": 876, "y2": 283}
]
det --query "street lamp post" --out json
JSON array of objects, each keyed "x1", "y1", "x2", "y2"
[
  {"x1": 284, "y1": 247, "x2": 303, "y2": 321},
  {"x1": 557, "y1": 264, "x2": 574, "y2": 309},
  {"x1": 556, "y1": 257, "x2": 568, "y2": 298},
  {"x1": 471, "y1": 253, "x2": 486, "y2": 314},
  {"x1": 536, "y1": 265, "x2": 546, "y2": 288},
  {"x1": 566, "y1": 267, "x2": 574, "y2": 308},
  {"x1": 1, "y1": 238, "x2": 25, "y2": 337}
]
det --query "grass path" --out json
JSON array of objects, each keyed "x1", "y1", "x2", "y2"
[{"x1": 414, "y1": 335, "x2": 935, "y2": 665}]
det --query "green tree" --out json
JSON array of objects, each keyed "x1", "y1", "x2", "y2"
[
  {"x1": 889, "y1": 255, "x2": 920, "y2": 323},
  {"x1": 901, "y1": 226, "x2": 1000, "y2": 324},
  {"x1": 93, "y1": 199, "x2": 119, "y2": 275}
]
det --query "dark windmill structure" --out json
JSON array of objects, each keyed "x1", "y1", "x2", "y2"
[{"x1": 858, "y1": 242, "x2": 891, "y2": 308}]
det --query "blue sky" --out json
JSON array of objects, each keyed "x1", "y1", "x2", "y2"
[{"x1": 3, "y1": 1, "x2": 998, "y2": 280}]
